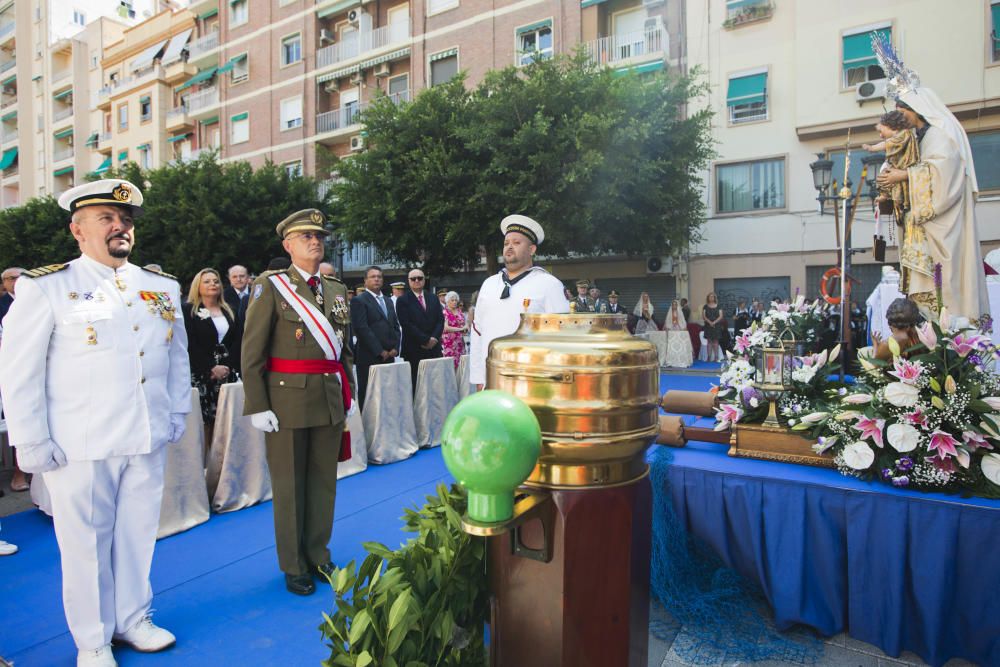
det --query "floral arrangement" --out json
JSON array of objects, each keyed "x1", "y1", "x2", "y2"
[
  {"x1": 790, "y1": 316, "x2": 1000, "y2": 497},
  {"x1": 733, "y1": 295, "x2": 826, "y2": 350}
]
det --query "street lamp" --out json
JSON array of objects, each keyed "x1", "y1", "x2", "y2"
[{"x1": 861, "y1": 153, "x2": 886, "y2": 201}]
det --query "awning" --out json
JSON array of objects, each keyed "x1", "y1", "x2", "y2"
[
  {"x1": 118, "y1": 150, "x2": 128, "y2": 161},
  {"x1": 53, "y1": 87, "x2": 73, "y2": 100},
  {"x1": 139, "y1": 95, "x2": 150, "y2": 104},
  {"x1": 85, "y1": 131, "x2": 99, "y2": 145},
  {"x1": 316, "y1": 47, "x2": 410, "y2": 83},
  {"x1": 93, "y1": 156, "x2": 112, "y2": 174},
  {"x1": 176, "y1": 66, "x2": 217, "y2": 91},
  {"x1": 1, "y1": 110, "x2": 15, "y2": 121},
  {"x1": 161, "y1": 28, "x2": 193, "y2": 66},
  {"x1": 218, "y1": 53, "x2": 245, "y2": 74},
  {"x1": 167, "y1": 133, "x2": 190, "y2": 143},
  {"x1": 201, "y1": 115, "x2": 219, "y2": 125},
  {"x1": 317, "y1": 0, "x2": 358, "y2": 19},
  {"x1": 726, "y1": 72, "x2": 767, "y2": 106},
  {"x1": 0, "y1": 146, "x2": 16, "y2": 169},
  {"x1": 130, "y1": 39, "x2": 168, "y2": 72},
  {"x1": 993, "y1": 3, "x2": 1000, "y2": 38},
  {"x1": 230, "y1": 111, "x2": 248, "y2": 122},
  {"x1": 842, "y1": 28, "x2": 890, "y2": 71},
  {"x1": 580, "y1": 0, "x2": 609, "y2": 7},
  {"x1": 614, "y1": 59, "x2": 665, "y2": 77},
  {"x1": 726, "y1": 0, "x2": 764, "y2": 8},
  {"x1": 1, "y1": 74, "x2": 15, "y2": 86},
  {"x1": 198, "y1": 8, "x2": 218, "y2": 20},
  {"x1": 516, "y1": 20, "x2": 551, "y2": 35},
  {"x1": 137, "y1": 143, "x2": 151, "y2": 150},
  {"x1": 53, "y1": 165, "x2": 74, "y2": 177},
  {"x1": 53, "y1": 127, "x2": 74, "y2": 139},
  {"x1": 429, "y1": 48, "x2": 457, "y2": 63}
]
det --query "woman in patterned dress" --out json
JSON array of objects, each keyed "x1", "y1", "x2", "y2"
[{"x1": 441, "y1": 291, "x2": 468, "y2": 368}]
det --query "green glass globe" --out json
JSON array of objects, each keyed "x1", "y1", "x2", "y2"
[{"x1": 441, "y1": 390, "x2": 542, "y2": 523}]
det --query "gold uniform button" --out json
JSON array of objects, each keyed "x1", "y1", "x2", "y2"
[{"x1": 133, "y1": 324, "x2": 140, "y2": 331}]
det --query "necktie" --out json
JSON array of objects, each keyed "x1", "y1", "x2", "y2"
[
  {"x1": 376, "y1": 294, "x2": 387, "y2": 317},
  {"x1": 418, "y1": 293, "x2": 425, "y2": 309},
  {"x1": 239, "y1": 292, "x2": 249, "y2": 318},
  {"x1": 307, "y1": 276, "x2": 319, "y2": 296},
  {"x1": 499, "y1": 269, "x2": 531, "y2": 299}
]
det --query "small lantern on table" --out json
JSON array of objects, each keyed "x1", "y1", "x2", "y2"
[{"x1": 753, "y1": 324, "x2": 796, "y2": 428}]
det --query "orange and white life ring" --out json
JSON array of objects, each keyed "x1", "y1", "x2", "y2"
[{"x1": 820, "y1": 268, "x2": 843, "y2": 305}]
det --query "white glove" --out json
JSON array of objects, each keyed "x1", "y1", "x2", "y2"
[
  {"x1": 16, "y1": 439, "x2": 67, "y2": 474},
  {"x1": 168, "y1": 413, "x2": 187, "y2": 442},
  {"x1": 347, "y1": 399, "x2": 358, "y2": 417},
  {"x1": 250, "y1": 410, "x2": 280, "y2": 432}
]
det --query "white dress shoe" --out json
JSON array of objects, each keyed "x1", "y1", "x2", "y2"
[
  {"x1": 112, "y1": 617, "x2": 176, "y2": 653},
  {"x1": 0, "y1": 540, "x2": 17, "y2": 556},
  {"x1": 78, "y1": 645, "x2": 116, "y2": 667}
]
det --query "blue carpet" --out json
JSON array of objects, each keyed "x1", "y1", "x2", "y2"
[{"x1": 1, "y1": 449, "x2": 453, "y2": 666}]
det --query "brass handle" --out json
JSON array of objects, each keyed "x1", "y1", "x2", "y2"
[{"x1": 496, "y1": 369, "x2": 574, "y2": 383}]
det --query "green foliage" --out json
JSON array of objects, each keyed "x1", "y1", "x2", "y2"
[
  {"x1": 320, "y1": 484, "x2": 488, "y2": 667},
  {"x1": 331, "y1": 53, "x2": 715, "y2": 277},
  {"x1": 0, "y1": 153, "x2": 327, "y2": 285}
]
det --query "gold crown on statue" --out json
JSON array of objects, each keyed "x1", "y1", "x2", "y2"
[{"x1": 871, "y1": 32, "x2": 920, "y2": 100}]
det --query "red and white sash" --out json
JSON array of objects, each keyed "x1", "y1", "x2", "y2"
[{"x1": 269, "y1": 273, "x2": 342, "y2": 361}]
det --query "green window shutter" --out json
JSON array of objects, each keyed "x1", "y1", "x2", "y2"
[
  {"x1": 726, "y1": 72, "x2": 767, "y2": 106},
  {"x1": 202, "y1": 116, "x2": 219, "y2": 125},
  {"x1": 53, "y1": 127, "x2": 74, "y2": 139},
  {"x1": 429, "y1": 48, "x2": 458, "y2": 63},
  {"x1": 580, "y1": 0, "x2": 608, "y2": 7},
  {"x1": 167, "y1": 133, "x2": 190, "y2": 143},
  {"x1": 842, "y1": 28, "x2": 890, "y2": 71},
  {"x1": 231, "y1": 111, "x2": 249, "y2": 122},
  {"x1": 85, "y1": 132, "x2": 98, "y2": 145},
  {"x1": 198, "y1": 8, "x2": 218, "y2": 19},
  {"x1": 992, "y1": 4, "x2": 1000, "y2": 39},
  {"x1": 1, "y1": 74, "x2": 15, "y2": 86},
  {"x1": 0, "y1": 147, "x2": 17, "y2": 169},
  {"x1": 53, "y1": 88, "x2": 73, "y2": 100},
  {"x1": 118, "y1": 150, "x2": 129, "y2": 162},
  {"x1": 93, "y1": 156, "x2": 112, "y2": 174},
  {"x1": 1, "y1": 110, "x2": 16, "y2": 121},
  {"x1": 53, "y1": 165, "x2": 74, "y2": 176},
  {"x1": 139, "y1": 95, "x2": 150, "y2": 103},
  {"x1": 516, "y1": 20, "x2": 552, "y2": 36}
]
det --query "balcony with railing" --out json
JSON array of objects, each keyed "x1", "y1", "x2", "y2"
[
  {"x1": 187, "y1": 86, "x2": 219, "y2": 115},
  {"x1": 0, "y1": 22, "x2": 14, "y2": 40},
  {"x1": 316, "y1": 90, "x2": 409, "y2": 136},
  {"x1": 316, "y1": 19, "x2": 410, "y2": 70},
  {"x1": 187, "y1": 31, "x2": 220, "y2": 62},
  {"x1": 0, "y1": 60, "x2": 14, "y2": 74},
  {"x1": 52, "y1": 68, "x2": 73, "y2": 84},
  {"x1": 94, "y1": 66, "x2": 164, "y2": 108},
  {"x1": 53, "y1": 106, "x2": 74, "y2": 122},
  {"x1": 341, "y1": 243, "x2": 403, "y2": 272},
  {"x1": 53, "y1": 146, "x2": 74, "y2": 163},
  {"x1": 583, "y1": 23, "x2": 667, "y2": 69},
  {"x1": 1, "y1": 128, "x2": 16, "y2": 143},
  {"x1": 723, "y1": 0, "x2": 774, "y2": 29},
  {"x1": 0, "y1": 92, "x2": 15, "y2": 109}
]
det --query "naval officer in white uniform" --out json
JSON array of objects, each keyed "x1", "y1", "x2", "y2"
[
  {"x1": 469, "y1": 215, "x2": 569, "y2": 390},
  {"x1": 0, "y1": 179, "x2": 190, "y2": 667}
]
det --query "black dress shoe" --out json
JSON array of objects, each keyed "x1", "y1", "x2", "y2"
[
  {"x1": 285, "y1": 573, "x2": 316, "y2": 596},
  {"x1": 313, "y1": 562, "x2": 336, "y2": 581}
]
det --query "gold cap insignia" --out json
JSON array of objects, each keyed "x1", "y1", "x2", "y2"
[
  {"x1": 112, "y1": 184, "x2": 132, "y2": 202},
  {"x1": 310, "y1": 211, "x2": 323, "y2": 224}
]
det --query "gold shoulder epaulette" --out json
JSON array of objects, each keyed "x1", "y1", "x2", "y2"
[
  {"x1": 22, "y1": 264, "x2": 68, "y2": 278},
  {"x1": 321, "y1": 274, "x2": 343, "y2": 284},
  {"x1": 258, "y1": 269, "x2": 284, "y2": 279},
  {"x1": 140, "y1": 266, "x2": 177, "y2": 280}
]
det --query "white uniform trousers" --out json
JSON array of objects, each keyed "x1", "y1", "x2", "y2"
[{"x1": 43, "y1": 448, "x2": 166, "y2": 650}]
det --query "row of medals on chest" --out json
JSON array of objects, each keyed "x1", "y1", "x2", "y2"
[{"x1": 68, "y1": 275, "x2": 176, "y2": 346}]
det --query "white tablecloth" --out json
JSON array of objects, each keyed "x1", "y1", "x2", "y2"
[
  {"x1": 414, "y1": 356, "x2": 459, "y2": 448},
  {"x1": 363, "y1": 361, "x2": 419, "y2": 464},
  {"x1": 207, "y1": 381, "x2": 272, "y2": 513},
  {"x1": 32, "y1": 389, "x2": 210, "y2": 540},
  {"x1": 664, "y1": 329, "x2": 694, "y2": 368},
  {"x1": 636, "y1": 330, "x2": 668, "y2": 367}
]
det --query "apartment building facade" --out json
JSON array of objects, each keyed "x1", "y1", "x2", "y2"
[{"x1": 685, "y1": 0, "x2": 1000, "y2": 314}]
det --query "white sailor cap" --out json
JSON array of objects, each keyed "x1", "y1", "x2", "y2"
[
  {"x1": 500, "y1": 214, "x2": 544, "y2": 245},
  {"x1": 58, "y1": 179, "x2": 144, "y2": 217}
]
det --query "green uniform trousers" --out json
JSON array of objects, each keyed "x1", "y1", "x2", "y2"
[{"x1": 264, "y1": 422, "x2": 343, "y2": 575}]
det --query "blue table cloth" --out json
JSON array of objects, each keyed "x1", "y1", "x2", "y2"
[{"x1": 657, "y1": 440, "x2": 1000, "y2": 667}]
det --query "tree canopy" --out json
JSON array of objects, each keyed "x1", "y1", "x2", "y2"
[
  {"x1": 0, "y1": 153, "x2": 327, "y2": 285},
  {"x1": 331, "y1": 54, "x2": 715, "y2": 276}
]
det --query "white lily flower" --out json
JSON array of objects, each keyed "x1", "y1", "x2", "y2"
[
  {"x1": 842, "y1": 441, "x2": 875, "y2": 470},
  {"x1": 884, "y1": 382, "x2": 920, "y2": 408},
  {"x1": 886, "y1": 423, "x2": 919, "y2": 453}
]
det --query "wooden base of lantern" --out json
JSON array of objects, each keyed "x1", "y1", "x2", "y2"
[{"x1": 728, "y1": 423, "x2": 834, "y2": 468}]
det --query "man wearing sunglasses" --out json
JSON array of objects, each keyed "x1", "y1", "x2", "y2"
[
  {"x1": 395, "y1": 269, "x2": 444, "y2": 392},
  {"x1": 469, "y1": 215, "x2": 569, "y2": 391}
]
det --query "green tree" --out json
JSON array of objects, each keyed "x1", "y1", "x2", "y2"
[
  {"x1": 331, "y1": 54, "x2": 715, "y2": 276},
  {"x1": 0, "y1": 153, "x2": 328, "y2": 284}
]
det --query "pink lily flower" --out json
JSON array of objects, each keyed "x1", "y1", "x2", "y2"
[
  {"x1": 775, "y1": 303, "x2": 790, "y2": 313},
  {"x1": 905, "y1": 408, "x2": 929, "y2": 429},
  {"x1": 734, "y1": 332, "x2": 752, "y2": 354},
  {"x1": 916, "y1": 323, "x2": 937, "y2": 351},
  {"x1": 930, "y1": 454, "x2": 958, "y2": 474},
  {"x1": 888, "y1": 358, "x2": 922, "y2": 385},
  {"x1": 948, "y1": 333, "x2": 983, "y2": 358},
  {"x1": 961, "y1": 431, "x2": 993, "y2": 450},
  {"x1": 853, "y1": 416, "x2": 885, "y2": 448},
  {"x1": 927, "y1": 430, "x2": 960, "y2": 458},
  {"x1": 714, "y1": 403, "x2": 743, "y2": 431}
]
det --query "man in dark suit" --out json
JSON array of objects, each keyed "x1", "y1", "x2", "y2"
[
  {"x1": 606, "y1": 290, "x2": 624, "y2": 314},
  {"x1": 349, "y1": 265, "x2": 401, "y2": 408},
  {"x1": 395, "y1": 268, "x2": 444, "y2": 392},
  {"x1": 223, "y1": 264, "x2": 251, "y2": 320}
]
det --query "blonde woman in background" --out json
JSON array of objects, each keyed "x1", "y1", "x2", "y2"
[{"x1": 633, "y1": 292, "x2": 656, "y2": 334}]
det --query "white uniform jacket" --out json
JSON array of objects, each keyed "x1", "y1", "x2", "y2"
[
  {"x1": 469, "y1": 266, "x2": 569, "y2": 386},
  {"x1": 0, "y1": 255, "x2": 190, "y2": 460}
]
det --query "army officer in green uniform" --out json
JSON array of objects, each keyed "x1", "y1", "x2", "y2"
[{"x1": 241, "y1": 209, "x2": 356, "y2": 596}]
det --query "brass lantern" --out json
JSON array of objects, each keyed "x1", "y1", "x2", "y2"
[{"x1": 753, "y1": 323, "x2": 796, "y2": 427}]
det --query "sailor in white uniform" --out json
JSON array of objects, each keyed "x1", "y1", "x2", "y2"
[
  {"x1": 0, "y1": 179, "x2": 190, "y2": 667},
  {"x1": 469, "y1": 215, "x2": 569, "y2": 389}
]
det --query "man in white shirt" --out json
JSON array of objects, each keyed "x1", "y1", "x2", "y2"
[
  {"x1": 0, "y1": 179, "x2": 191, "y2": 667},
  {"x1": 469, "y1": 215, "x2": 569, "y2": 390}
]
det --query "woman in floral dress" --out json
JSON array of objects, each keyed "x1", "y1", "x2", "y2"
[{"x1": 441, "y1": 291, "x2": 468, "y2": 368}]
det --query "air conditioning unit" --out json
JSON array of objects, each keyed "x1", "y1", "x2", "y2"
[
  {"x1": 323, "y1": 80, "x2": 340, "y2": 93},
  {"x1": 646, "y1": 256, "x2": 673, "y2": 274},
  {"x1": 349, "y1": 71, "x2": 363, "y2": 85},
  {"x1": 319, "y1": 28, "x2": 336, "y2": 44},
  {"x1": 855, "y1": 78, "x2": 887, "y2": 103},
  {"x1": 373, "y1": 62, "x2": 390, "y2": 77},
  {"x1": 349, "y1": 135, "x2": 365, "y2": 151},
  {"x1": 347, "y1": 9, "x2": 359, "y2": 23}
]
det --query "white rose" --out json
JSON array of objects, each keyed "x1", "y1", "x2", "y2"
[
  {"x1": 982, "y1": 453, "x2": 1000, "y2": 487},
  {"x1": 791, "y1": 365, "x2": 818, "y2": 383},
  {"x1": 886, "y1": 423, "x2": 919, "y2": 452},
  {"x1": 883, "y1": 382, "x2": 920, "y2": 408},
  {"x1": 842, "y1": 441, "x2": 875, "y2": 470}
]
